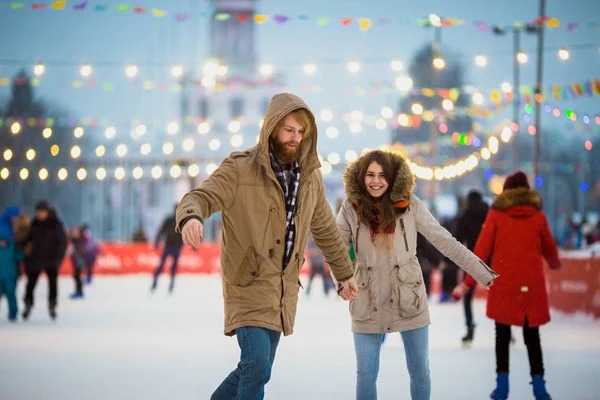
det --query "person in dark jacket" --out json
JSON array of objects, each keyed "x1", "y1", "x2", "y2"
[
  {"x1": 22, "y1": 200, "x2": 67, "y2": 321},
  {"x1": 416, "y1": 232, "x2": 441, "y2": 298},
  {"x1": 454, "y1": 190, "x2": 489, "y2": 343},
  {"x1": 151, "y1": 205, "x2": 184, "y2": 293}
]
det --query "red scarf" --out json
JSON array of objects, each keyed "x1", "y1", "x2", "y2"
[{"x1": 353, "y1": 199, "x2": 410, "y2": 244}]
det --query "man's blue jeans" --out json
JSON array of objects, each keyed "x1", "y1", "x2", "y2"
[
  {"x1": 211, "y1": 327, "x2": 281, "y2": 400},
  {"x1": 354, "y1": 326, "x2": 431, "y2": 400}
]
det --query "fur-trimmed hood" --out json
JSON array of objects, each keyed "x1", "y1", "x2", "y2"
[
  {"x1": 492, "y1": 187, "x2": 542, "y2": 212},
  {"x1": 342, "y1": 150, "x2": 415, "y2": 203}
]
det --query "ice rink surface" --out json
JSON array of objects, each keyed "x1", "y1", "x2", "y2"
[{"x1": 1, "y1": 275, "x2": 599, "y2": 399}]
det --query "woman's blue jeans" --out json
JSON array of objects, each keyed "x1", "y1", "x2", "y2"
[{"x1": 354, "y1": 326, "x2": 431, "y2": 400}]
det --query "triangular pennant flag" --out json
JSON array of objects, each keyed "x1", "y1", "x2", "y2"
[
  {"x1": 297, "y1": 15, "x2": 309, "y2": 21},
  {"x1": 446, "y1": 18, "x2": 465, "y2": 25},
  {"x1": 73, "y1": 1, "x2": 87, "y2": 10},
  {"x1": 417, "y1": 18, "x2": 429, "y2": 26},
  {"x1": 51, "y1": 1, "x2": 66, "y2": 10},
  {"x1": 215, "y1": 12, "x2": 230, "y2": 21},
  {"x1": 254, "y1": 15, "x2": 269, "y2": 24},
  {"x1": 474, "y1": 21, "x2": 489, "y2": 33},
  {"x1": 340, "y1": 18, "x2": 352, "y2": 27},
  {"x1": 151, "y1": 9, "x2": 166, "y2": 17},
  {"x1": 378, "y1": 18, "x2": 392, "y2": 24},
  {"x1": 359, "y1": 18, "x2": 372, "y2": 31},
  {"x1": 449, "y1": 88, "x2": 460, "y2": 102},
  {"x1": 94, "y1": 5, "x2": 107, "y2": 11},
  {"x1": 103, "y1": 83, "x2": 113, "y2": 91},
  {"x1": 32, "y1": 4, "x2": 46, "y2": 9},
  {"x1": 133, "y1": 6, "x2": 146, "y2": 14},
  {"x1": 533, "y1": 16, "x2": 550, "y2": 26},
  {"x1": 547, "y1": 17, "x2": 560, "y2": 28},
  {"x1": 238, "y1": 13, "x2": 250, "y2": 23},
  {"x1": 116, "y1": 4, "x2": 130, "y2": 12},
  {"x1": 572, "y1": 83, "x2": 584, "y2": 96},
  {"x1": 176, "y1": 13, "x2": 188, "y2": 22},
  {"x1": 592, "y1": 79, "x2": 600, "y2": 95},
  {"x1": 10, "y1": 3, "x2": 25, "y2": 10},
  {"x1": 317, "y1": 17, "x2": 329, "y2": 26},
  {"x1": 274, "y1": 15, "x2": 288, "y2": 24},
  {"x1": 567, "y1": 22, "x2": 579, "y2": 32}
]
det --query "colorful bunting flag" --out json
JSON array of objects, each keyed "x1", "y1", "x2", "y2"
[
  {"x1": 73, "y1": 1, "x2": 87, "y2": 10},
  {"x1": 359, "y1": 18, "x2": 372, "y2": 31},
  {"x1": 254, "y1": 15, "x2": 269, "y2": 24},
  {"x1": 51, "y1": 1, "x2": 65, "y2": 10},
  {"x1": 151, "y1": 9, "x2": 166, "y2": 17}
]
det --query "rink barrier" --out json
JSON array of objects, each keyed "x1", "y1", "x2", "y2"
[{"x1": 58, "y1": 243, "x2": 600, "y2": 318}]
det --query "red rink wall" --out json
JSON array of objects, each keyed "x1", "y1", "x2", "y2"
[{"x1": 57, "y1": 243, "x2": 600, "y2": 318}]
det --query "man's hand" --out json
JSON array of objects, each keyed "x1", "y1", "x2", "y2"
[
  {"x1": 337, "y1": 277, "x2": 358, "y2": 301},
  {"x1": 181, "y1": 219, "x2": 203, "y2": 249}
]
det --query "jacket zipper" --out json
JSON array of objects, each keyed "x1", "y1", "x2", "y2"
[
  {"x1": 400, "y1": 219, "x2": 409, "y2": 252},
  {"x1": 354, "y1": 222, "x2": 360, "y2": 254}
]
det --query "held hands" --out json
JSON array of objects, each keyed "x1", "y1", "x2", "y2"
[
  {"x1": 181, "y1": 219, "x2": 203, "y2": 249},
  {"x1": 337, "y1": 277, "x2": 359, "y2": 301}
]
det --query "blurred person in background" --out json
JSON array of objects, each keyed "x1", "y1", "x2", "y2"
[
  {"x1": 453, "y1": 171, "x2": 561, "y2": 400},
  {"x1": 79, "y1": 224, "x2": 99, "y2": 285},
  {"x1": 336, "y1": 150, "x2": 497, "y2": 400},
  {"x1": 437, "y1": 196, "x2": 465, "y2": 303},
  {"x1": 0, "y1": 206, "x2": 23, "y2": 322},
  {"x1": 22, "y1": 200, "x2": 67, "y2": 321},
  {"x1": 68, "y1": 226, "x2": 87, "y2": 299},
  {"x1": 453, "y1": 189, "x2": 489, "y2": 344},
  {"x1": 415, "y1": 233, "x2": 441, "y2": 298},
  {"x1": 151, "y1": 205, "x2": 184, "y2": 294},
  {"x1": 176, "y1": 93, "x2": 357, "y2": 399},
  {"x1": 305, "y1": 234, "x2": 334, "y2": 297}
]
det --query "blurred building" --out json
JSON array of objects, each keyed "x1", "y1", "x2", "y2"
[{"x1": 82, "y1": 0, "x2": 283, "y2": 242}]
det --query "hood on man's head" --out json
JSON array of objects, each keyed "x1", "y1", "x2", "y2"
[{"x1": 258, "y1": 93, "x2": 318, "y2": 166}]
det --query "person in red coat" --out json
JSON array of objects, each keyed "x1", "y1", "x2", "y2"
[{"x1": 452, "y1": 171, "x2": 561, "y2": 400}]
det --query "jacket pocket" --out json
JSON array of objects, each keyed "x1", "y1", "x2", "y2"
[
  {"x1": 393, "y1": 262, "x2": 425, "y2": 318},
  {"x1": 233, "y1": 246, "x2": 261, "y2": 287},
  {"x1": 349, "y1": 266, "x2": 375, "y2": 322}
]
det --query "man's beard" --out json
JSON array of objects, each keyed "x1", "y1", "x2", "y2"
[{"x1": 270, "y1": 136, "x2": 299, "y2": 164}]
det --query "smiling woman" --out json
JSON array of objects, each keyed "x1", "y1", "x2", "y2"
[{"x1": 336, "y1": 149, "x2": 498, "y2": 400}]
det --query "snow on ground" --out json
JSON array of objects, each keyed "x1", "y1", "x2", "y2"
[{"x1": 1, "y1": 275, "x2": 599, "y2": 400}]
